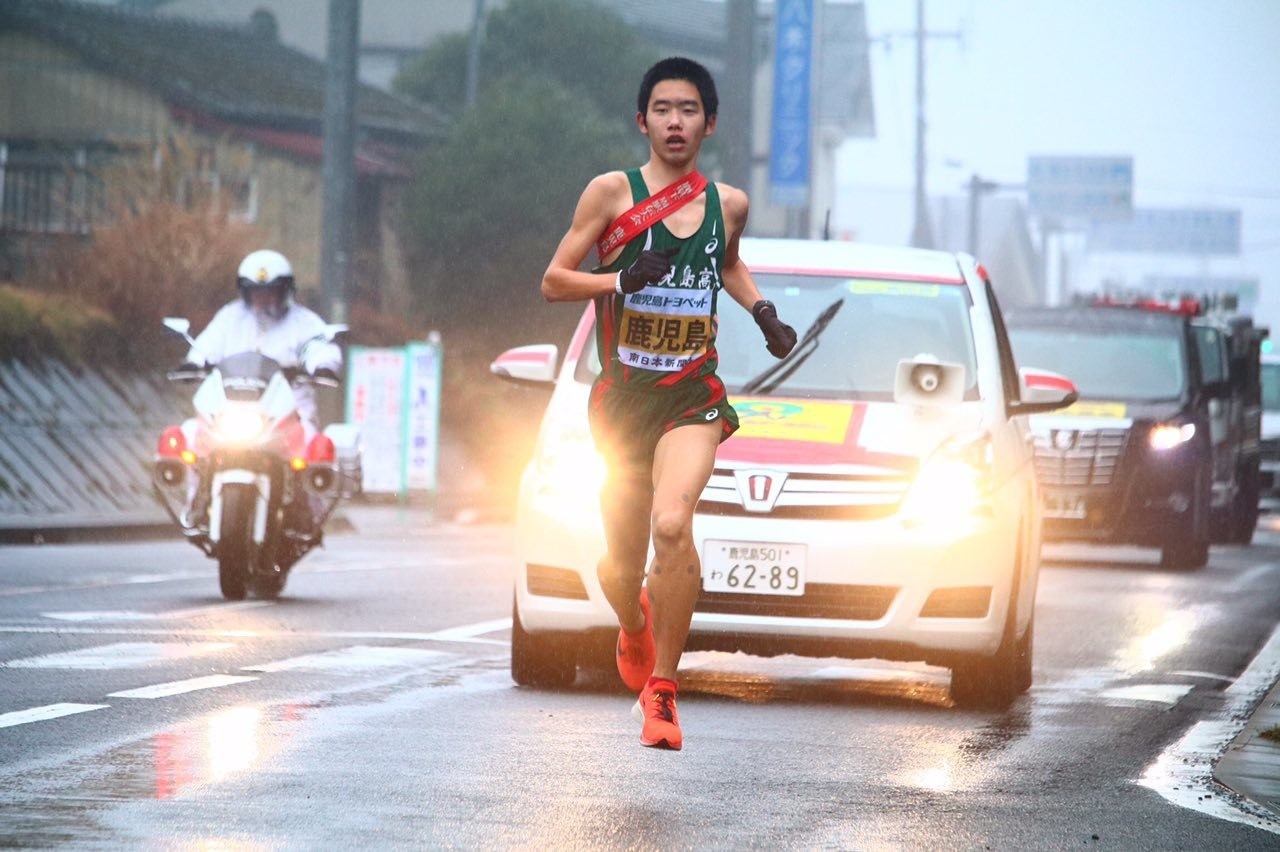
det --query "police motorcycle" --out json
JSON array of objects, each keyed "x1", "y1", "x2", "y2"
[{"x1": 152, "y1": 318, "x2": 362, "y2": 600}]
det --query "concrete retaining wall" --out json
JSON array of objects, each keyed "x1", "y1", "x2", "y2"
[{"x1": 0, "y1": 357, "x2": 188, "y2": 540}]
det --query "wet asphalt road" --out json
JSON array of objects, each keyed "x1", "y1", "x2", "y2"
[{"x1": 3, "y1": 511, "x2": 1280, "y2": 849}]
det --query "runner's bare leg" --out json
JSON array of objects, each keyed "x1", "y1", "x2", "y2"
[
  {"x1": 647, "y1": 421, "x2": 721, "y2": 680},
  {"x1": 598, "y1": 470, "x2": 653, "y2": 633}
]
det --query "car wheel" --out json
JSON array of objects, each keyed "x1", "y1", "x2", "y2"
[
  {"x1": 1229, "y1": 464, "x2": 1260, "y2": 545},
  {"x1": 950, "y1": 611, "x2": 1034, "y2": 711},
  {"x1": 510, "y1": 595, "x2": 577, "y2": 688},
  {"x1": 1160, "y1": 540, "x2": 1210, "y2": 570},
  {"x1": 1163, "y1": 465, "x2": 1211, "y2": 569}
]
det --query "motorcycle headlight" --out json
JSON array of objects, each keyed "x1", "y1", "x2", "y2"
[
  {"x1": 1149, "y1": 422, "x2": 1196, "y2": 451},
  {"x1": 214, "y1": 406, "x2": 270, "y2": 445},
  {"x1": 899, "y1": 432, "x2": 994, "y2": 530}
]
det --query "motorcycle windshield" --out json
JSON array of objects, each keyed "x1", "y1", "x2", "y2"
[{"x1": 192, "y1": 351, "x2": 297, "y2": 421}]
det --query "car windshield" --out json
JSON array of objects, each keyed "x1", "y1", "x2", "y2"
[
  {"x1": 720, "y1": 274, "x2": 978, "y2": 399},
  {"x1": 1007, "y1": 327, "x2": 1185, "y2": 401},
  {"x1": 1263, "y1": 362, "x2": 1280, "y2": 412},
  {"x1": 577, "y1": 274, "x2": 979, "y2": 401}
]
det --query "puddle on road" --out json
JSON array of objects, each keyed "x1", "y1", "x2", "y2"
[
  {"x1": 0, "y1": 702, "x2": 315, "y2": 846},
  {"x1": 673, "y1": 652, "x2": 954, "y2": 710}
]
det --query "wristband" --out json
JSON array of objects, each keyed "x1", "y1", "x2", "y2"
[
  {"x1": 615, "y1": 271, "x2": 624, "y2": 295},
  {"x1": 752, "y1": 299, "x2": 775, "y2": 319}
]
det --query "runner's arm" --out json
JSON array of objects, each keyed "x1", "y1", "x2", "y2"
[
  {"x1": 718, "y1": 185, "x2": 766, "y2": 311},
  {"x1": 541, "y1": 173, "x2": 628, "y2": 302}
]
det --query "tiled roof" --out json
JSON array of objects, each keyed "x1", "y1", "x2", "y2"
[{"x1": 0, "y1": 0, "x2": 449, "y2": 143}]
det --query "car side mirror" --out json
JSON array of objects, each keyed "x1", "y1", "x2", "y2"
[
  {"x1": 162, "y1": 316, "x2": 195, "y2": 346},
  {"x1": 490, "y1": 344, "x2": 559, "y2": 385},
  {"x1": 1010, "y1": 366, "x2": 1078, "y2": 416}
]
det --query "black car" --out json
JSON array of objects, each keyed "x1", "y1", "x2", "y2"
[{"x1": 1005, "y1": 299, "x2": 1263, "y2": 569}]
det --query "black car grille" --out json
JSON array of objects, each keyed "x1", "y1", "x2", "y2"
[
  {"x1": 1033, "y1": 428, "x2": 1129, "y2": 487},
  {"x1": 696, "y1": 583, "x2": 898, "y2": 620}
]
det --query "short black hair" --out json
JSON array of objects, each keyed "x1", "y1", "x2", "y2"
[{"x1": 637, "y1": 57, "x2": 719, "y2": 118}]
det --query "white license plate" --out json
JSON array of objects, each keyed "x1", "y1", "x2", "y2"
[
  {"x1": 1045, "y1": 494, "x2": 1086, "y2": 519},
  {"x1": 702, "y1": 540, "x2": 806, "y2": 596}
]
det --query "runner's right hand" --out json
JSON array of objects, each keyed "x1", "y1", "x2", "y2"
[{"x1": 618, "y1": 248, "x2": 677, "y2": 294}]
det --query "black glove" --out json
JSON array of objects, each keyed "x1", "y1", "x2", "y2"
[
  {"x1": 752, "y1": 300, "x2": 798, "y2": 359},
  {"x1": 313, "y1": 367, "x2": 340, "y2": 385},
  {"x1": 617, "y1": 248, "x2": 677, "y2": 294}
]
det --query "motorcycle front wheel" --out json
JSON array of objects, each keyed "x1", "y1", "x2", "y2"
[{"x1": 217, "y1": 483, "x2": 257, "y2": 600}]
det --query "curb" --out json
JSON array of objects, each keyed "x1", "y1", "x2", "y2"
[{"x1": 1216, "y1": 674, "x2": 1280, "y2": 817}]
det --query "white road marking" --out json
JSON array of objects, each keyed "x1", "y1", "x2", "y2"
[
  {"x1": 242, "y1": 645, "x2": 450, "y2": 673},
  {"x1": 0, "y1": 703, "x2": 109, "y2": 729},
  {"x1": 2, "y1": 641, "x2": 234, "y2": 670},
  {"x1": 418, "y1": 618, "x2": 511, "y2": 645},
  {"x1": 41, "y1": 601, "x2": 272, "y2": 622},
  {"x1": 1170, "y1": 670, "x2": 1235, "y2": 684},
  {"x1": 1100, "y1": 683, "x2": 1194, "y2": 707},
  {"x1": 0, "y1": 572, "x2": 208, "y2": 598},
  {"x1": 303, "y1": 557, "x2": 484, "y2": 574},
  {"x1": 107, "y1": 674, "x2": 258, "y2": 699}
]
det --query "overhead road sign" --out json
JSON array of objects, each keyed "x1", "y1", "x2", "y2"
[
  {"x1": 1027, "y1": 155, "x2": 1133, "y2": 220},
  {"x1": 1088, "y1": 208, "x2": 1241, "y2": 255}
]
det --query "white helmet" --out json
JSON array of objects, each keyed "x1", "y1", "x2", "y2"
[{"x1": 236, "y1": 249, "x2": 295, "y2": 319}]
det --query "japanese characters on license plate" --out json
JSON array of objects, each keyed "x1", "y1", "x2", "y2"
[
  {"x1": 702, "y1": 540, "x2": 806, "y2": 596},
  {"x1": 1045, "y1": 493, "x2": 1086, "y2": 519}
]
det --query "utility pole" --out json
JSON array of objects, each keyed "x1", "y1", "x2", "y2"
[
  {"x1": 909, "y1": 0, "x2": 931, "y2": 248},
  {"x1": 966, "y1": 173, "x2": 996, "y2": 255},
  {"x1": 321, "y1": 0, "x2": 359, "y2": 324},
  {"x1": 723, "y1": 0, "x2": 757, "y2": 194},
  {"x1": 465, "y1": 0, "x2": 487, "y2": 108},
  {"x1": 876, "y1": 0, "x2": 960, "y2": 249}
]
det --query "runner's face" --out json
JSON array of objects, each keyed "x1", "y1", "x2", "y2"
[{"x1": 639, "y1": 79, "x2": 715, "y2": 166}]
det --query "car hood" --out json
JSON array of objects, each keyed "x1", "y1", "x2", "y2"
[
  {"x1": 718, "y1": 395, "x2": 983, "y2": 473},
  {"x1": 1026, "y1": 397, "x2": 1186, "y2": 431}
]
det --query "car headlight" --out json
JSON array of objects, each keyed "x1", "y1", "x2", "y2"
[
  {"x1": 214, "y1": 406, "x2": 269, "y2": 445},
  {"x1": 899, "y1": 432, "x2": 994, "y2": 528},
  {"x1": 1148, "y1": 422, "x2": 1195, "y2": 451},
  {"x1": 534, "y1": 426, "x2": 607, "y2": 507}
]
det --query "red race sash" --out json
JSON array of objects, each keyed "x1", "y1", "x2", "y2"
[{"x1": 596, "y1": 170, "x2": 708, "y2": 259}]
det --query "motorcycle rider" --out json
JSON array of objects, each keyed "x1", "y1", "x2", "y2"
[{"x1": 179, "y1": 249, "x2": 342, "y2": 539}]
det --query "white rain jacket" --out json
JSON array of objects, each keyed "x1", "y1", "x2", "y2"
[{"x1": 186, "y1": 300, "x2": 342, "y2": 426}]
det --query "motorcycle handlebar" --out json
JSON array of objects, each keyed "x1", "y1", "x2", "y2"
[{"x1": 166, "y1": 365, "x2": 339, "y2": 388}]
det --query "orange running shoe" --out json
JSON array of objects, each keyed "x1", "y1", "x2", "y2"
[
  {"x1": 616, "y1": 587, "x2": 655, "y2": 691},
  {"x1": 632, "y1": 678, "x2": 682, "y2": 750}
]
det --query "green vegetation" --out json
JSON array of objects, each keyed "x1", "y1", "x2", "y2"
[
  {"x1": 394, "y1": 0, "x2": 657, "y2": 347},
  {"x1": 0, "y1": 284, "x2": 126, "y2": 363},
  {"x1": 393, "y1": 0, "x2": 661, "y2": 497}
]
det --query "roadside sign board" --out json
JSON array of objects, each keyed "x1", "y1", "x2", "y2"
[
  {"x1": 769, "y1": 0, "x2": 814, "y2": 206},
  {"x1": 1027, "y1": 155, "x2": 1133, "y2": 220},
  {"x1": 1088, "y1": 208, "x2": 1241, "y2": 255},
  {"x1": 346, "y1": 340, "x2": 442, "y2": 497},
  {"x1": 405, "y1": 341, "x2": 441, "y2": 492}
]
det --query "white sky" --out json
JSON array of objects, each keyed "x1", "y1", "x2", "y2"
[{"x1": 834, "y1": 0, "x2": 1280, "y2": 326}]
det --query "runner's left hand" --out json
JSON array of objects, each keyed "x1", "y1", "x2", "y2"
[{"x1": 752, "y1": 300, "x2": 797, "y2": 359}]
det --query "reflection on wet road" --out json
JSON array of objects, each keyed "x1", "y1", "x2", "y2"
[{"x1": 2, "y1": 525, "x2": 1280, "y2": 846}]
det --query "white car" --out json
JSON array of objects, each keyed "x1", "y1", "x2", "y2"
[{"x1": 491, "y1": 238, "x2": 1077, "y2": 708}]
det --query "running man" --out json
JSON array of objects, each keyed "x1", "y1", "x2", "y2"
[{"x1": 541, "y1": 57, "x2": 798, "y2": 750}]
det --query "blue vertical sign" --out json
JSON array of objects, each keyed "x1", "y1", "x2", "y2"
[{"x1": 770, "y1": 0, "x2": 814, "y2": 207}]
